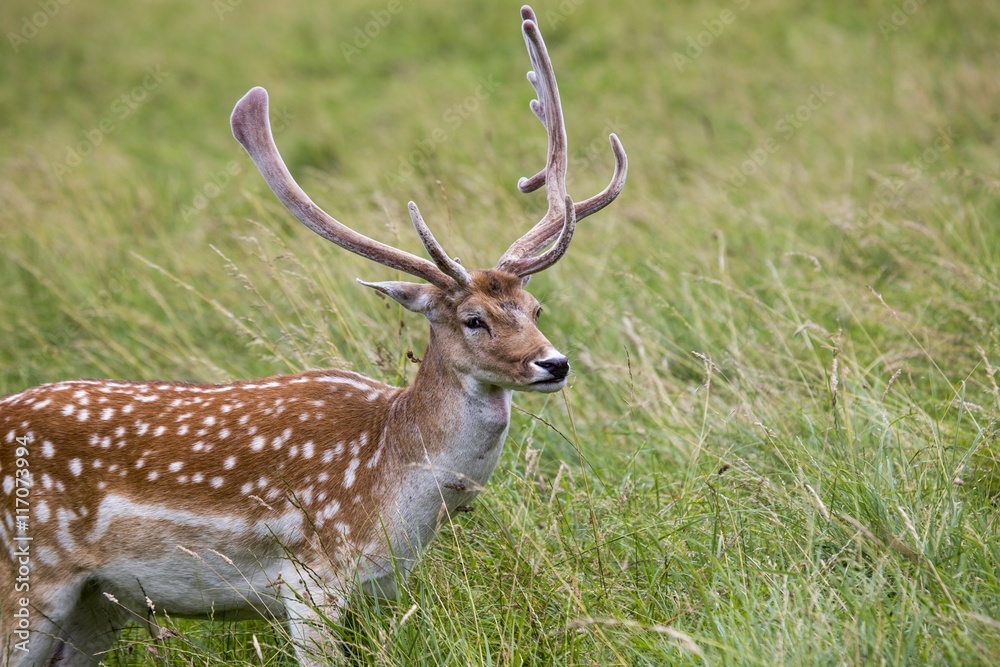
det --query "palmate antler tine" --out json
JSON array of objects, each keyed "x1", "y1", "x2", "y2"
[
  {"x1": 231, "y1": 87, "x2": 457, "y2": 291},
  {"x1": 496, "y1": 10, "x2": 569, "y2": 273}
]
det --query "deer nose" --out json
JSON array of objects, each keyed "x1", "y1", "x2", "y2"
[{"x1": 535, "y1": 356, "x2": 570, "y2": 380}]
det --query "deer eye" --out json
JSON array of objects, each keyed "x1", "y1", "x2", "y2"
[
  {"x1": 463, "y1": 317, "x2": 486, "y2": 330},
  {"x1": 534, "y1": 307, "x2": 543, "y2": 321}
]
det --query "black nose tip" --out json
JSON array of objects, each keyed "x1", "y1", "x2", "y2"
[{"x1": 535, "y1": 356, "x2": 570, "y2": 380}]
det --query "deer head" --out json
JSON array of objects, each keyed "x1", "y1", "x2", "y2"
[{"x1": 230, "y1": 5, "x2": 626, "y2": 397}]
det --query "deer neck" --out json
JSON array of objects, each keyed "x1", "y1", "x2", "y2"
[{"x1": 390, "y1": 328, "x2": 511, "y2": 489}]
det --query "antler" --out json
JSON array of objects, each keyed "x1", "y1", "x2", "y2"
[
  {"x1": 496, "y1": 5, "x2": 628, "y2": 276},
  {"x1": 231, "y1": 87, "x2": 470, "y2": 291}
]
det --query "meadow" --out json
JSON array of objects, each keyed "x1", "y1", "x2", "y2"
[{"x1": 2, "y1": 0, "x2": 1000, "y2": 664}]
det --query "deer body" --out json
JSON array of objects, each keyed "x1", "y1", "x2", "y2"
[{"x1": 0, "y1": 6, "x2": 626, "y2": 664}]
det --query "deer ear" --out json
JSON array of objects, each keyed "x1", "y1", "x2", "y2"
[{"x1": 357, "y1": 279, "x2": 441, "y2": 314}]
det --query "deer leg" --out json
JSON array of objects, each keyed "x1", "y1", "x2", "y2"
[
  {"x1": 45, "y1": 579, "x2": 127, "y2": 667},
  {"x1": 0, "y1": 575, "x2": 90, "y2": 667},
  {"x1": 279, "y1": 562, "x2": 348, "y2": 666}
]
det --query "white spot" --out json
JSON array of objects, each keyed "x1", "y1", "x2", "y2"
[
  {"x1": 203, "y1": 416, "x2": 216, "y2": 426},
  {"x1": 41, "y1": 474, "x2": 53, "y2": 490},
  {"x1": 317, "y1": 376, "x2": 377, "y2": 393},
  {"x1": 271, "y1": 428, "x2": 292, "y2": 450},
  {"x1": 343, "y1": 458, "x2": 360, "y2": 489},
  {"x1": 303, "y1": 441, "x2": 315, "y2": 459},
  {"x1": 76, "y1": 409, "x2": 90, "y2": 422},
  {"x1": 177, "y1": 475, "x2": 189, "y2": 483},
  {"x1": 69, "y1": 459, "x2": 83, "y2": 477},
  {"x1": 192, "y1": 473, "x2": 204, "y2": 483},
  {"x1": 61, "y1": 404, "x2": 76, "y2": 416},
  {"x1": 135, "y1": 459, "x2": 145, "y2": 468},
  {"x1": 154, "y1": 425, "x2": 166, "y2": 437},
  {"x1": 192, "y1": 442, "x2": 204, "y2": 452},
  {"x1": 115, "y1": 426, "x2": 126, "y2": 438},
  {"x1": 36, "y1": 500, "x2": 51, "y2": 523},
  {"x1": 323, "y1": 500, "x2": 340, "y2": 521},
  {"x1": 36, "y1": 546, "x2": 59, "y2": 565},
  {"x1": 219, "y1": 428, "x2": 230, "y2": 439},
  {"x1": 257, "y1": 477, "x2": 268, "y2": 488},
  {"x1": 136, "y1": 422, "x2": 150, "y2": 436},
  {"x1": 122, "y1": 404, "x2": 135, "y2": 414},
  {"x1": 210, "y1": 476, "x2": 224, "y2": 489},
  {"x1": 224, "y1": 456, "x2": 236, "y2": 470},
  {"x1": 93, "y1": 459, "x2": 102, "y2": 468},
  {"x1": 42, "y1": 441, "x2": 55, "y2": 458},
  {"x1": 240, "y1": 482, "x2": 252, "y2": 495},
  {"x1": 322, "y1": 449, "x2": 334, "y2": 464},
  {"x1": 250, "y1": 436, "x2": 265, "y2": 451},
  {"x1": 168, "y1": 462, "x2": 184, "y2": 472},
  {"x1": 238, "y1": 414, "x2": 250, "y2": 425},
  {"x1": 147, "y1": 471, "x2": 159, "y2": 481},
  {"x1": 177, "y1": 424, "x2": 189, "y2": 436},
  {"x1": 101, "y1": 408, "x2": 115, "y2": 420},
  {"x1": 1, "y1": 477, "x2": 13, "y2": 495}
]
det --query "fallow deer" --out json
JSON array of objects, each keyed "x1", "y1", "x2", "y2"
[{"x1": 0, "y1": 6, "x2": 626, "y2": 664}]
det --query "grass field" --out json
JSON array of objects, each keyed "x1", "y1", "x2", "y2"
[{"x1": 2, "y1": 0, "x2": 1000, "y2": 664}]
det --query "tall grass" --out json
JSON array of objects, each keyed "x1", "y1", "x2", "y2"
[{"x1": 1, "y1": 0, "x2": 999, "y2": 664}]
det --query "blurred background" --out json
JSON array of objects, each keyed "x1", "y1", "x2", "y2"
[{"x1": 1, "y1": 0, "x2": 999, "y2": 664}]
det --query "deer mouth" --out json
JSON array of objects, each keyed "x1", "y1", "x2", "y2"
[{"x1": 527, "y1": 376, "x2": 568, "y2": 392}]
